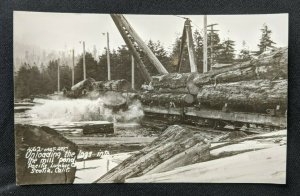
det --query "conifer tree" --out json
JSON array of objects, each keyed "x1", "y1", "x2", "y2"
[{"x1": 257, "y1": 24, "x2": 276, "y2": 54}]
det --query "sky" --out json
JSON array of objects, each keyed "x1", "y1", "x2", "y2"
[{"x1": 14, "y1": 11, "x2": 288, "y2": 56}]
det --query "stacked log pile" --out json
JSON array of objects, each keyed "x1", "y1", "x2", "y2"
[
  {"x1": 146, "y1": 47, "x2": 287, "y2": 113},
  {"x1": 151, "y1": 47, "x2": 287, "y2": 93},
  {"x1": 193, "y1": 47, "x2": 287, "y2": 87},
  {"x1": 125, "y1": 129, "x2": 287, "y2": 183},
  {"x1": 197, "y1": 79, "x2": 287, "y2": 112},
  {"x1": 95, "y1": 125, "x2": 210, "y2": 183}
]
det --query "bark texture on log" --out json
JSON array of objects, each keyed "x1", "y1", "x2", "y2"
[
  {"x1": 197, "y1": 79, "x2": 287, "y2": 112},
  {"x1": 95, "y1": 125, "x2": 210, "y2": 183},
  {"x1": 140, "y1": 92, "x2": 195, "y2": 106},
  {"x1": 151, "y1": 73, "x2": 199, "y2": 95}
]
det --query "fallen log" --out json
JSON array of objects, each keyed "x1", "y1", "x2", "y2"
[
  {"x1": 197, "y1": 79, "x2": 287, "y2": 113},
  {"x1": 71, "y1": 78, "x2": 95, "y2": 91},
  {"x1": 140, "y1": 92, "x2": 195, "y2": 106},
  {"x1": 95, "y1": 125, "x2": 210, "y2": 183},
  {"x1": 126, "y1": 130, "x2": 287, "y2": 183}
]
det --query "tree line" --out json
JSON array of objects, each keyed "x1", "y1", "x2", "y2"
[{"x1": 15, "y1": 24, "x2": 276, "y2": 99}]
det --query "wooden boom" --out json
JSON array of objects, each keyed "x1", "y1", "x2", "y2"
[{"x1": 111, "y1": 14, "x2": 168, "y2": 83}]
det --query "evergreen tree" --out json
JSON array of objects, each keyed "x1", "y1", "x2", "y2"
[
  {"x1": 15, "y1": 63, "x2": 44, "y2": 98},
  {"x1": 207, "y1": 31, "x2": 222, "y2": 70},
  {"x1": 15, "y1": 63, "x2": 31, "y2": 98},
  {"x1": 59, "y1": 65, "x2": 72, "y2": 90},
  {"x1": 257, "y1": 24, "x2": 276, "y2": 54},
  {"x1": 217, "y1": 39, "x2": 236, "y2": 64},
  {"x1": 169, "y1": 36, "x2": 190, "y2": 73},
  {"x1": 74, "y1": 52, "x2": 99, "y2": 83},
  {"x1": 238, "y1": 41, "x2": 252, "y2": 62},
  {"x1": 193, "y1": 30, "x2": 203, "y2": 73},
  {"x1": 143, "y1": 40, "x2": 170, "y2": 75},
  {"x1": 112, "y1": 46, "x2": 131, "y2": 81}
]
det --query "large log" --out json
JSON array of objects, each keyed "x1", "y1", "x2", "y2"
[
  {"x1": 151, "y1": 73, "x2": 200, "y2": 94},
  {"x1": 140, "y1": 92, "x2": 195, "y2": 106},
  {"x1": 95, "y1": 125, "x2": 210, "y2": 183},
  {"x1": 197, "y1": 79, "x2": 287, "y2": 112},
  {"x1": 71, "y1": 78, "x2": 95, "y2": 91}
]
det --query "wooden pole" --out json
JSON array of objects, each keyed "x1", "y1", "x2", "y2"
[
  {"x1": 185, "y1": 19, "x2": 197, "y2": 72},
  {"x1": 207, "y1": 24, "x2": 218, "y2": 71},
  {"x1": 107, "y1": 32, "x2": 111, "y2": 80},
  {"x1": 203, "y1": 15, "x2": 208, "y2": 73},
  {"x1": 83, "y1": 41, "x2": 86, "y2": 80},
  {"x1": 131, "y1": 55, "x2": 135, "y2": 90},
  {"x1": 57, "y1": 59, "x2": 60, "y2": 93},
  {"x1": 72, "y1": 49, "x2": 75, "y2": 86},
  {"x1": 210, "y1": 26, "x2": 213, "y2": 69}
]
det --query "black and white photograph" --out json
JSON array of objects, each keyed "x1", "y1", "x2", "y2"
[{"x1": 13, "y1": 12, "x2": 288, "y2": 184}]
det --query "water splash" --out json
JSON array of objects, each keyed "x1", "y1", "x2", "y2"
[{"x1": 28, "y1": 97, "x2": 144, "y2": 123}]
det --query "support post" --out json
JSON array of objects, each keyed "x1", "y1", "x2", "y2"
[
  {"x1": 57, "y1": 59, "x2": 60, "y2": 93},
  {"x1": 207, "y1": 23, "x2": 219, "y2": 71},
  {"x1": 203, "y1": 15, "x2": 208, "y2": 73},
  {"x1": 185, "y1": 19, "x2": 197, "y2": 72},
  {"x1": 83, "y1": 41, "x2": 86, "y2": 80},
  {"x1": 107, "y1": 32, "x2": 111, "y2": 80},
  {"x1": 72, "y1": 49, "x2": 75, "y2": 86}
]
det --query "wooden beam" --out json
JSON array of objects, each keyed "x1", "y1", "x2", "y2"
[
  {"x1": 111, "y1": 14, "x2": 152, "y2": 83},
  {"x1": 185, "y1": 19, "x2": 197, "y2": 72},
  {"x1": 203, "y1": 15, "x2": 208, "y2": 73},
  {"x1": 112, "y1": 14, "x2": 168, "y2": 74}
]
